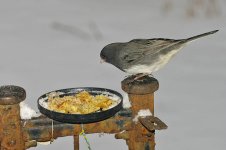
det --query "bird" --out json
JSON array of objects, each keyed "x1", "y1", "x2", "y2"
[{"x1": 100, "y1": 30, "x2": 218, "y2": 80}]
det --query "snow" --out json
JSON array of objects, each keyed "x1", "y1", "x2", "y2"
[
  {"x1": 0, "y1": 0, "x2": 226, "y2": 150},
  {"x1": 20, "y1": 102, "x2": 40, "y2": 120},
  {"x1": 122, "y1": 92, "x2": 131, "y2": 108},
  {"x1": 133, "y1": 109, "x2": 153, "y2": 122},
  {"x1": 37, "y1": 141, "x2": 52, "y2": 146}
]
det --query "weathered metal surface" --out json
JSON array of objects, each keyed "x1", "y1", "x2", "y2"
[
  {"x1": 74, "y1": 135, "x2": 79, "y2": 150},
  {"x1": 121, "y1": 76, "x2": 160, "y2": 150},
  {"x1": 25, "y1": 140, "x2": 37, "y2": 149},
  {"x1": 139, "y1": 116, "x2": 168, "y2": 131},
  {"x1": 121, "y1": 76, "x2": 159, "y2": 95},
  {"x1": 115, "y1": 131, "x2": 129, "y2": 140},
  {"x1": 23, "y1": 109, "x2": 132, "y2": 142},
  {"x1": 126, "y1": 138, "x2": 155, "y2": 150},
  {"x1": 0, "y1": 76, "x2": 166, "y2": 150},
  {"x1": 0, "y1": 104, "x2": 25, "y2": 150},
  {"x1": 0, "y1": 86, "x2": 26, "y2": 150},
  {"x1": 129, "y1": 93, "x2": 155, "y2": 116},
  {"x1": 0, "y1": 85, "x2": 26, "y2": 105}
]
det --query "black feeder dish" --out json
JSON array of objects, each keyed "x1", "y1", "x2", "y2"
[{"x1": 38, "y1": 87, "x2": 123, "y2": 124}]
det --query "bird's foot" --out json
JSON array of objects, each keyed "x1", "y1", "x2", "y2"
[
  {"x1": 134, "y1": 73, "x2": 152, "y2": 81},
  {"x1": 127, "y1": 73, "x2": 152, "y2": 84},
  {"x1": 124, "y1": 75, "x2": 131, "y2": 79}
]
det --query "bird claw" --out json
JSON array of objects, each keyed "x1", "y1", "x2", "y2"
[{"x1": 126, "y1": 73, "x2": 153, "y2": 85}]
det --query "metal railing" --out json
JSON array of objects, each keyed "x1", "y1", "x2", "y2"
[{"x1": 0, "y1": 76, "x2": 167, "y2": 150}]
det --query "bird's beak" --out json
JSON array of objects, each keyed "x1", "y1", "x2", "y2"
[{"x1": 100, "y1": 58, "x2": 106, "y2": 64}]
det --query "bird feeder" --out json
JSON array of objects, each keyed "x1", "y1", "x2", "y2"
[{"x1": 0, "y1": 76, "x2": 167, "y2": 150}]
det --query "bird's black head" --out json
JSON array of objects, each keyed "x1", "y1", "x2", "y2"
[
  {"x1": 100, "y1": 48, "x2": 108, "y2": 63},
  {"x1": 100, "y1": 43, "x2": 122, "y2": 64}
]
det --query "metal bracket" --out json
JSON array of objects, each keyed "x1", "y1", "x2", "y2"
[{"x1": 139, "y1": 116, "x2": 167, "y2": 131}]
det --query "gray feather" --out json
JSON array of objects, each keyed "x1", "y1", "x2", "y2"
[{"x1": 100, "y1": 30, "x2": 218, "y2": 73}]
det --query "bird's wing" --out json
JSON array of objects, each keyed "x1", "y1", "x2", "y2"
[{"x1": 119, "y1": 39, "x2": 181, "y2": 65}]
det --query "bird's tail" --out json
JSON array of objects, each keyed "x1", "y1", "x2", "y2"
[{"x1": 185, "y1": 30, "x2": 218, "y2": 42}]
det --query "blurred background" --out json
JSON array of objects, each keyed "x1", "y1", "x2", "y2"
[{"x1": 0, "y1": 0, "x2": 225, "y2": 149}]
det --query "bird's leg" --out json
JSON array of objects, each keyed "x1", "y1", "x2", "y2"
[
  {"x1": 127, "y1": 73, "x2": 150, "y2": 83},
  {"x1": 126, "y1": 73, "x2": 153, "y2": 85},
  {"x1": 133, "y1": 73, "x2": 150, "y2": 81},
  {"x1": 124, "y1": 75, "x2": 131, "y2": 79}
]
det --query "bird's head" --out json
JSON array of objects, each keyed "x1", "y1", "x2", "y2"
[
  {"x1": 100, "y1": 49, "x2": 107, "y2": 63},
  {"x1": 100, "y1": 43, "x2": 122, "y2": 64}
]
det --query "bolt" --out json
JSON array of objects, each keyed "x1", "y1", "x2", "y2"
[{"x1": 7, "y1": 139, "x2": 16, "y2": 147}]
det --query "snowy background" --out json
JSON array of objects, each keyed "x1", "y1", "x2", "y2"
[{"x1": 0, "y1": 0, "x2": 225, "y2": 150}]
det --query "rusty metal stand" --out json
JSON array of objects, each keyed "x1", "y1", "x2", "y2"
[
  {"x1": 0, "y1": 86, "x2": 26, "y2": 150},
  {"x1": 73, "y1": 135, "x2": 79, "y2": 150},
  {"x1": 0, "y1": 76, "x2": 167, "y2": 150},
  {"x1": 116, "y1": 76, "x2": 166, "y2": 150}
]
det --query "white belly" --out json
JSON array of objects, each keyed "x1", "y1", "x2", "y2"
[{"x1": 125, "y1": 49, "x2": 180, "y2": 74}]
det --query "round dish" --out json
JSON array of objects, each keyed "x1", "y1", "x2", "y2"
[{"x1": 38, "y1": 87, "x2": 123, "y2": 124}]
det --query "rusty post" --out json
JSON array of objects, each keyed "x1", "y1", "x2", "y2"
[
  {"x1": 121, "y1": 76, "x2": 159, "y2": 150},
  {"x1": 73, "y1": 135, "x2": 79, "y2": 150},
  {"x1": 0, "y1": 85, "x2": 26, "y2": 150}
]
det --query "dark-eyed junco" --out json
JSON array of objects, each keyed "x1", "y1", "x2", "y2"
[{"x1": 100, "y1": 30, "x2": 218, "y2": 80}]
